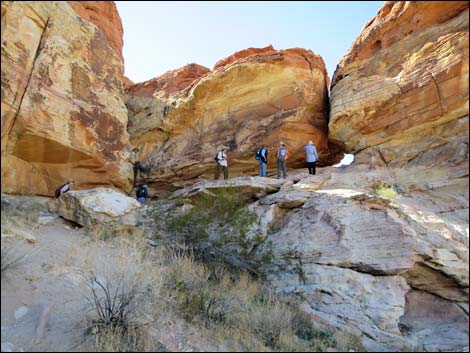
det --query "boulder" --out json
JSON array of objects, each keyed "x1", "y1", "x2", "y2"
[
  {"x1": 56, "y1": 188, "x2": 142, "y2": 231},
  {"x1": 1, "y1": 1, "x2": 132, "y2": 197},
  {"x1": 329, "y1": 1, "x2": 469, "y2": 168},
  {"x1": 126, "y1": 46, "x2": 340, "y2": 192}
]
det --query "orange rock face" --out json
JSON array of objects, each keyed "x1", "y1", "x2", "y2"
[
  {"x1": 67, "y1": 1, "x2": 123, "y2": 58},
  {"x1": 123, "y1": 76, "x2": 135, "y2": 91},
  {"x1": 126, "y1": 47, "x2": 337, "y2": 192},
  {"x1": 1, "y1": 1, "x2": 132, "y2": 196},
  {"x1": 214, "y1": 45, "x2": 276, "y2": 69},
  {"x1": 126, "y1": 63, "x2": 210, "y2": 98},
  {"x1": 329, "y1": 1, "x2": 469, "y2": 167}
]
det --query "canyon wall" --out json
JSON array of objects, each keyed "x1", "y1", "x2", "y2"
[
  {"x1": 126, "y1": 46, "x2": 339, "y2": 192},
  {"x1": 1, "y1": 1, "x2": 132, "y2": 196},
  {"x1": 329, "y1": 1, "x2": 469, "y2": 167}
]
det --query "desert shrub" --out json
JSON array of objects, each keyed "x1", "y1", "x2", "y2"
[
  {"x1": 165, "y1": 189, "x2": 273, "y2": 278},
  {"x1": 161, "y1": 254, "x2": 349, "y2": 352},
  {"x1": 371, "y1": 180, "x2": 398, "y2": 200},
  {"x1": 83, "y1": 242, "x2": 162, "y2": 352},
  {"x1": 240, "y1": 296, "x2": 294, "y2": 348},
  {"x1": 1, "y1": 242, "x2": 26, "y2": 277}
]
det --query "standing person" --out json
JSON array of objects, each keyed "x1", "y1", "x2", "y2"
[
  {"x1": 304, "y1": 140, "x2": 319, "y2": 175},
  {"x1": 256, "y1": 144, "x2": 268, "y2": 177},
  {"x1": 133, "y1": 160, "x2": 151, "y2": 187},
  {"x1": 54, "y1": 179, "x2": 74, "y2": 198},
  {"x1": 133, "y1": 161, "x2": 142, "y2": 187},
  {"x1": 214, "y1": 147, "x2": 229, "y2": 180},
  {"x1": 136, "y1": 184, "x2": 148, "y2": 204},
  {"x1": 276, "y1": 142, "x2": 288, "y2": 179}
]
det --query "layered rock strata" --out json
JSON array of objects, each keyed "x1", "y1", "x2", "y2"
[
  {"x1": 329, "y1": 1, "x2": 469, "y2": 168},
  {"x1": 126, "y1": 46, "x2": 338, "y2": 192},
  {"x1": 169, "y1": 165, "x2": 469, "y2": 351},
  {"x1": 1, "y1": 1, "x2": 132, "y2": 196}
]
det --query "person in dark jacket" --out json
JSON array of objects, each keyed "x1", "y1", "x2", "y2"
[
  {"x1": 136, "y1": 184, "x2": 149, "y2": 204},
  {"x1": 259, "y1": 144, "x2": 268, "y2": 177}
]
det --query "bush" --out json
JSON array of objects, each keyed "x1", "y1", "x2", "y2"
[
  {"x1": 371, "y1": 180, "x2": 398, "y2": 200},
  {"x1": 82, "y1": 241, "x2": 162, "y2": 352},
  {"x1": 1, "y1": 242, "x2": 26, "y2": 278},
  {"x1": 165, "y1": 189, "x2": 273, "y2": 278},
  {"x1": 161, "y1": 254, "x2": 349, "y2": 352}
]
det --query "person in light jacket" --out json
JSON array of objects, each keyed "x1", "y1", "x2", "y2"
[
  {"x1": 214, "y1": 147, "x2": 229, "y2": 180},
  {"x1": 304, "y1": 141, "x2": 319, "y2": 175}
]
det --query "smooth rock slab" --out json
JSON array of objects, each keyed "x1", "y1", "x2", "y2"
[
  {"x1": 171, "y1": 177, "x2": 285, "y2": 201},
  {"x1": 57, "y1": 188, "x2": 142, "y2": 229},
  {"x1": 399, "y1": 290, "x2": 469, "y2": 352},
  {"x1": 272, "y1": 264, "x2": 411, "y2": 351}
]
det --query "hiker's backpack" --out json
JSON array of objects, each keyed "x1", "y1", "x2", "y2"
[
  {"x1": 215, "y1": 152, "x2": 220, "y2": 162},
  {"x1": 54, "y1": 183, "x2": 67, "y2": 199},
  {"x1": 279, "y1": 147, "x2": 286, "y2": 158},
  {"x1": 255, "y1": 148, "x2": 262, "y2": 161},
  {"x1": 136, "y1": 187, "x2": 146, "y2": 198}
]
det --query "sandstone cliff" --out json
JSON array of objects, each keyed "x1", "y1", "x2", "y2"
[
  {"x1": 329, "y1": 1, "x2": 469, "y2": 167},
  {"x1": 323, "y1": 1, "x2": 469, "y2": 350},
  {"x1": 126, "y1": 46, "x2": 339, "y2": 192},
  {"x1": 1, "y1": 1, "x2": 132, "y2": 196}
]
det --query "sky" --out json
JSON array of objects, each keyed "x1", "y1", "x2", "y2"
[{"x1": 116, "y1": 1, "x2": 384, "y2": 84}]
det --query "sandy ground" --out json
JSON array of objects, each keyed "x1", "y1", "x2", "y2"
[
  {"x1": 1, "y1": 198, "x2": 222, "y2": 353},
  {"x1": 1, "y1": 216, "x2": 103, "y2": 352}
]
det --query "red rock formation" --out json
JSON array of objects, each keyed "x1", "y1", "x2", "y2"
[
  {"x1": 336, "y1": 1, "x2": 469, "y2": 68},
  {"x1": 67, "y1": 1, "x2": 123, "y2": 58},
  {"x1": 123, "y1": 76, "x2": 135, "y2": 91},
  {"x1": 126, "y1": 46, "x2": 337, "y2": 192},
  {"x1": 126, "y1": 63, "x2": 210, "y2": 99},
  {"x1": 329, "y1": 1, "x2": 469, "y2": 167},
  {"x1": 213, "y1": 45, "x2": 275, "y2": 68},
  {"x1": 1, "y1": 1, "x2": 132, "y2": 196}
]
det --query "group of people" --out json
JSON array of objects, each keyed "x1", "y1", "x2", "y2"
[
  {"x1": 214, "y1": 140, "x2": 319, "y2": 180},
  {"x1": 55, "y1": 140, "x2": 319, "y2": 204}
]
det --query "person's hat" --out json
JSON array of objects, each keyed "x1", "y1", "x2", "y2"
[
  {"x1": 68, "y1": 179, "x2": 75, "y2": 183},
  {"x1": 143, "y1": 184, "x2": 148, "y2": 188},
  {"x1": 280, "y1": 141, "x2": 285, "y2": 146},
  {"x1": 308, "y1": 140, "x2": 314, "y2": 145}
]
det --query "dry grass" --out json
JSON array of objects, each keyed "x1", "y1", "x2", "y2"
[
  {"x1": 92, "y1": 325, "x2": 152, "y2": 352},
  {"x1": 79, "y1": 231, "x2": 165, "y2": 352},
  {"x1": 86, "y1": 224, "x2": 145, "y2": 241},
  {"x1": 1, "y1": 241, "x2": 27, "y2": 278},
  {"x1": 160, "y1": 253, "x2": 358, "y2": 352}
]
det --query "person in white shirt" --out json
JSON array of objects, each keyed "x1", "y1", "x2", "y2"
[
  {"x1": 214, "y1": 147, "x2": 229, "y2": 180},
  {"x1": 54, "y1": 179, "x2": 74, "y2": 198}
]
